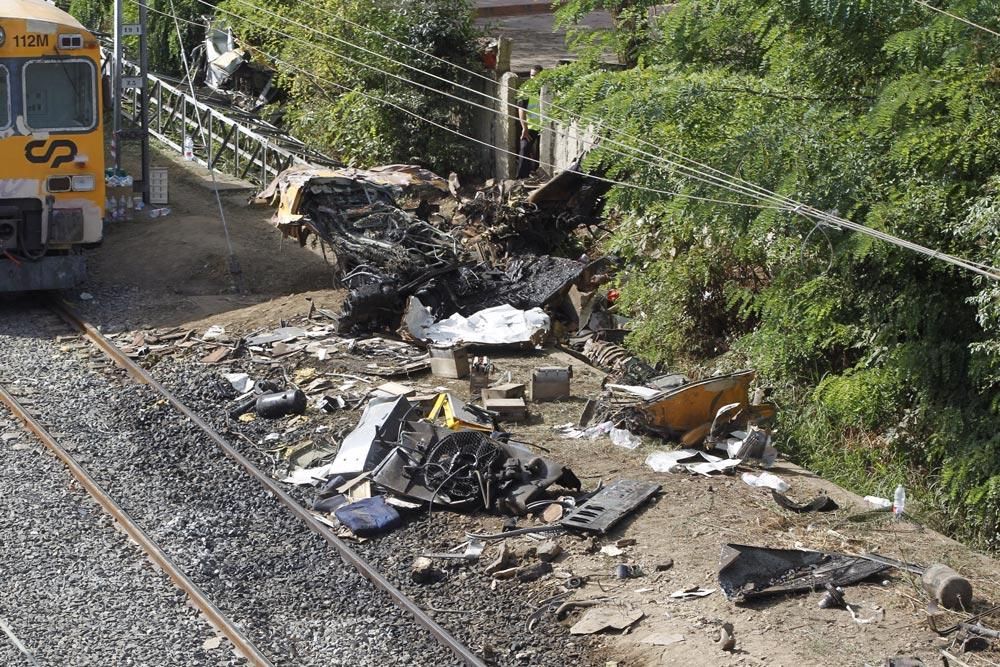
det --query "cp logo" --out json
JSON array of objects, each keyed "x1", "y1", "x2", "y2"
[{"x1": 25, "y1": 139, "x2": 78, "y2": 168}]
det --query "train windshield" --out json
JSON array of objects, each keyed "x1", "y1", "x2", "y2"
[
  {"x1": 23, "y1": 59, "x2": 95, "y2": 131},
  {"x1": 0, "y1": 66, "x2": 8, "y2": 129}
]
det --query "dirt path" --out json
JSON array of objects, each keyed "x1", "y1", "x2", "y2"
[{"x1": 85, "y1": 144, "x2": 336, "y2": 331}]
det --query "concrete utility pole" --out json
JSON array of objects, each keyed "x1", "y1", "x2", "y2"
[{"x1": 112, "y1": 0, "x2": 152, "y2": 204}]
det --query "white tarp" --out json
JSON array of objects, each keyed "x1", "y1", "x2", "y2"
[
  {"x1": 645, "y1": 448, "x2": 741, "y2": 476},
  {"x1": 402, "y1": 297, "x2": 550, "y2": 347}
]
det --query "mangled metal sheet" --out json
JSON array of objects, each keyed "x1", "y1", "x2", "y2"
[
  {"x1": 256, "y1": 166, "x2": 448, "y2": 229},
  {"x1": 718, "y1": 544, "x2": 891, "y2": 602},
  {"x1": 327, "y1": 396, "x2": 413, "y2": 476},
  {"x1": 402, "y1": 297, "x2": 550, "y2": 347},
  {"x1": 634, "y1": 370, "x2": 756, "y2": 436}
]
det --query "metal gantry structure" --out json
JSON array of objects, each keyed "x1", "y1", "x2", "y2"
[
  {"x1": 111, "y1": 0, "x2": 151, "y2": 202},
  {"x1": 110, "y1": 0, "x2": 338, "y2": 191},
  {"x1": 118, "y1": 59, "x2": 339, "y2": 186}
]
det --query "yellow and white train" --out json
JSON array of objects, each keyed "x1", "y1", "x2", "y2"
[{"x1": 0, "y1": 0, "x2": 104, "y2": 291}]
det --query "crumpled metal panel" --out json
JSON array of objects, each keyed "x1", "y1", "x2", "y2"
[
  {"x1": 637, "y1": 370, "x2": 756, "y2": 436},
  {"x1": 718, "y1": 543, "x2": 890, "y2": 602},
  {"x1": 255, "y1": 165, "x2": 448, "y2": 227}
]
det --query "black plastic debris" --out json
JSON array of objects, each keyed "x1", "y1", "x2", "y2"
[
  {"x1": 369, "y1": 422, "x2": 580, "y2": 514},
  {"x1": 312, "y1": 494, "x2": 348, "y2": 514},
  {"x1": 718, "y1": 544, "x2": 891, "y2": 602},
  {"x1": 771, "y1": 489, "x2": 839, "y2": 513},
  {"x1": 255, "y1": 389, "x2": 307, "y2": 419},
  {"x1": 560, "y1": 479, "x2": 661, "y2": 534}
]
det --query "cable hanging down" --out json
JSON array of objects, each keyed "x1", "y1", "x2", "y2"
[
  {"x1": 164, "y1": 0, "x2": 245, "y2": 293},
  {"x1": 139, "y1": 0, "x2": 1000, "y2": 282}
]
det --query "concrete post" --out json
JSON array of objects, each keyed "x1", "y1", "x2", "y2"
[
  {"x1": 495, "y1": 72, "x2": 520, "y2": 181},
  {"x1": 496, "y1": 37, "x2": 512, "y2": 75},
  {"x1": 538, "y1": 84, "x2": 554, "y2": 177}
]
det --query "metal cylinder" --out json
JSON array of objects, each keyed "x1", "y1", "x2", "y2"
[
  {"x1": 255, "y1": 389, "x2": 307, "y2": 419},
  {"x1": 921, "y1": 563, "x2": 972, "y2": 611}
]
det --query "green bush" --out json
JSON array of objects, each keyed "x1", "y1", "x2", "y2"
[{"x1": 538, "y1": 0, "x2": 1000, "y2": 549}]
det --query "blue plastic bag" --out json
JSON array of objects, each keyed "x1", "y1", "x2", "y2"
[{"x1": 334, "y1": 496, "x2": 401, "y2": 537}]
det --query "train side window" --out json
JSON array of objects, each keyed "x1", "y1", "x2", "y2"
[
  {"x1": 23, "y1": 59, "x2": 95, "y2": 131},
  {"x1": 0, "y1": 66, "x2": 8, "y2": 130}
]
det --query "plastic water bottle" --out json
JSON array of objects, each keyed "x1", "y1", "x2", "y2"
[
  {"x1": 893, "y1": 484, "x2": 906, "y2": 518},
  {"x1": 183, "y1": 136, "x2": 194, "y2": 161}
]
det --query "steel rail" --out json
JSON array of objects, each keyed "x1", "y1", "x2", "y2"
[
  {"x1": 48, "y1": 297, "x2": 487, "y2": 667},
  {"x1": 0, "y1": 382, "x2": 273, "y2": 667}
]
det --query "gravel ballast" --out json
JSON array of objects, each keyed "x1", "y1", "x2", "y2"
[
  {"x1": 0, "y1": 412, "x2": 229, "y2": 666},
  {"x1": 0, "y1": 304, "x2": 460, "y2": 667},
  {"x1": 146, "y1": 348, "x2": 600, "y2": 667}
]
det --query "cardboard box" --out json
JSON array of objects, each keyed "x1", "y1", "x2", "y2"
[
  {"x1": 429, "y1": 345, "x2": 469, "y2": 379},
  {"x1": 484, "y1": 397, "x2": 528, "y2": 422},
  {"x1": 530, "y1": 366, "x2": 571, "y2": 402},
  {"x1": 482, "y1": 383, "x2": 526, "y2": 400}
]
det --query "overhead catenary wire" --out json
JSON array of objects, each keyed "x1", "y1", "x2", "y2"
[
  {"x1": 215, "y1": 0, "x2": 1000, "y2": 281},
  {"x1": 163, "y1": 0, "x2": 245, "y2": 293},
  {"x1": 211, "y1": 0, "x2": 791, "y2": 208},
  {"x1": 147, "y1": 1, "x2": 1000, "y2": 281},
  {"x1": 219, "y1": 0, "x2": 815, "y2": 207},
  {"x1": 910, "y1": 0, "x2": 1000, "y2": 38},
  {"x1": 141, "y1": 3, "x2": 782, "y2": 209}
]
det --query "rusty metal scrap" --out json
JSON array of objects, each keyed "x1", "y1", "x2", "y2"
[{"x1": 583, "y1": 338, "x2": 656, "y2": 384}]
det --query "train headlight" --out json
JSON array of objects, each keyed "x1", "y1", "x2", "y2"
[
  {"x1": 0, "y1": 27, "x2": 6, "y2": 47},
  {"x1": 47, "y1": 176, "x2": 72, "y2": 192},
  {"x1": 71, "y1": 175, "x2": 95, "y2": 191}
]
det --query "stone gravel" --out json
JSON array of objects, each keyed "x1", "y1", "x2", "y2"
[
  {"x1": 0, "y1": 412, "x2": 229, "y2": 666},
  {"x1": 0, "y1": 303, "x2": 460, "y2": 667},
  {"x1": 148, "y1": 350, "x2": 601, "y2": 666}
]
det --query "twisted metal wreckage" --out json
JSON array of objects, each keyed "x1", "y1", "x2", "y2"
[
  {"x1": 254, "y1": 164, "x2": 778, "y2": 443},
  {"x1": 254, "y1": 165, "x2": 612, "y2": 334}
]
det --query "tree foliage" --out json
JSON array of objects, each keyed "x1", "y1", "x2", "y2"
[
  {"x1": 61, "y1": 0, "x2": 216, "y2": 75},
  {"x1": 216, "y1": 0, "x2": 484, "y2": 173},
  {"x1": 540, "y1": 0, "x2": 1000, "y2": 547},
  {"x1": 61, "y1": 0, "x2": 483, "y2": 174}
]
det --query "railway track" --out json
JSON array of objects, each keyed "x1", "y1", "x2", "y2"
[{"x1": 0, "y1": 298, "x2": 484, "y2": 666}]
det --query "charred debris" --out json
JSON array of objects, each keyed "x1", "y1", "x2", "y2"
[
  {"x1": 103, "y1": 163, "x2": 997, "y2": 655},
  {"x1": 254, "y1": 164, "x2": 613, "y2": 335}
]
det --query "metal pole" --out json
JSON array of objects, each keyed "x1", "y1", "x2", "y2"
[
  {"x1": 112, "y1": 0, "x2": 122, "y2": 172},
  {"x1": 138, "y1": 0, "x2": 151, "y2": 204}
]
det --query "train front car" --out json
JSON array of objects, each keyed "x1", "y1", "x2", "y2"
[{"x1": 0, "y1": 0, "x2": 104, "y2": 291}]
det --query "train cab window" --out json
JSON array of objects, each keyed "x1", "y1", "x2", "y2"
[
  {"x1": 23, "y1": 59, "x2": 95, "y2": 131},
  {"x1": 0, "y1": 66, "x2": 9, "y2": 129}
]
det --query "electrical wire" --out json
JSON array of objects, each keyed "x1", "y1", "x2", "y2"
[
  {"x1": 146, "y1": 1, "x2": 1000, "y2": 281},
  {"x1": 220, "y1": 0, "x2": 798, "y2": 206},
  {"x1": 911, "y1": 0, "x2": 1000, "y2": 38},
  {"x1": 215, "y1": 0, "x2": 1000, "y2": 280},
  {"x1": 141, "y1": 3, "x2": 782, "y2": 208},
  {"x1": 213, "y1": 0, "x2": 790, "y2": 207},
  {"x1": 163, "y1": 0, "x2": 244, "y2": 293},
  {"x1": 204, "y1": 0, "x2": 787, "y2": 207}
]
